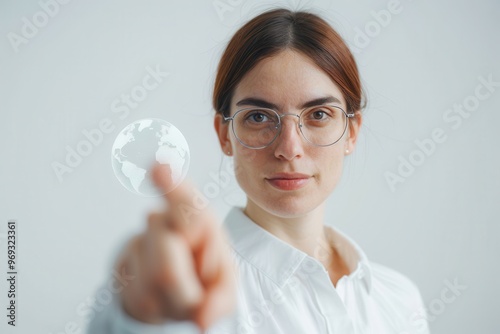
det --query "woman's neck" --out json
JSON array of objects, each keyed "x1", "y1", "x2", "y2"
[
  {"x1": 243, "y1": 199, "x2": 332, "y2": 264},
  {"x1": 243, "y1": 199, "x2": 351, "y2": 287}
]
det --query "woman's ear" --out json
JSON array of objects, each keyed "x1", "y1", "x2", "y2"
[
  {"x1": 345, "y1": 112, "x2": 362, "y2": 154},
  {"x1": 214, "y1": 113, "x2": 232, "y2": 154}
]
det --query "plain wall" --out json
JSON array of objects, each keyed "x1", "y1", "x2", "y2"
[{"x1": 1, "y1": 0, "x2": 499, "y2": 333}]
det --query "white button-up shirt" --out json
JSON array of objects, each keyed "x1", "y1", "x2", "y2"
[{"x1": 86, "y1": 206, "x2": 430, "y2": 334}]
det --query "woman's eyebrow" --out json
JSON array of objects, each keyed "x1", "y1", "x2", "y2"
[{"x1": 235, "y1": 96, "x2": 342, "y2": 110}]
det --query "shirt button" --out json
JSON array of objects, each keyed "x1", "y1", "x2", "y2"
[{"x1": 301, "y1": 258, "x2": 319, "y2": 274}]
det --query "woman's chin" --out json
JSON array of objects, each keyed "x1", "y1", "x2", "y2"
[{"x1": 257, "y1": 196, "x2": 319, "y2": 218}]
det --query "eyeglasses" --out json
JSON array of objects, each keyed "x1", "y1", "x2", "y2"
[{"x1": 223, "y1": 105, "x2": 354, "y2": 149}]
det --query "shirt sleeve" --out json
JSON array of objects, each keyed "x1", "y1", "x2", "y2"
[
  {"x1": 85, "y1": 285, "x2": 240, "y2": 334},
  {"x1": 369, "y1": 262, "x2": 431, "y2": 334},
  {"x1": 84, "y1": 287, "x2": 202, "y2": 334},
  {"x1": 407, "y1": 285, "x2": 431, "y2": 334},
  {"x1": 82, "y1": 232, "x2": 199, "y2": 334},
  {"x1": 399, "y1": 271, "x2": 431, "y2": 334}
]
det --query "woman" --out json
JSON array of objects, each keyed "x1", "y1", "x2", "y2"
[{"x1": 87, "y1": 8, "x2": 429, "y2": 334}]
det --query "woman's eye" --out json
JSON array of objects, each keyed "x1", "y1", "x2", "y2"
[
  {"x1": 249, "y1": 113, "x2": 268, "y2": 122},
  {"x1": 253, "y1": 113, "x2": 265, "y2": 122},
  {"x1": 312, "y1": 110, "x2": 326, "y2": 120}
]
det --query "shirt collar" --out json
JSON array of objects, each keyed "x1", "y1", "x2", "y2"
[{"x1": 223, "y1": 206, "x2": 373, "y2": 293}]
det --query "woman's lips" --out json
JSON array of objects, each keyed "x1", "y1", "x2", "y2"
[{"x1": 265, "y1": 177, "x2": 311, "y2": 191}]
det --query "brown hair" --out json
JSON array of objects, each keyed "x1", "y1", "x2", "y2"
[{"x1": 212, "y1": 8, "x2": 366, "y2": 125}]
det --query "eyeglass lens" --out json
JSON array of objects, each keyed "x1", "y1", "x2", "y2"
[{"x1": 231, "y1": 106, "x2": 347, "y2": 148}]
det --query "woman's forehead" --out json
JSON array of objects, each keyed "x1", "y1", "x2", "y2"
[{"x1": 232, "y1": 50, "x2": 346, "y2": 108}]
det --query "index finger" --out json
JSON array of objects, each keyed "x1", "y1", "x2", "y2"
[
  {"x1": 150, "y1": 163, "x2": 214, "y2": 234},
  {"x1": 151, "y1": 163, "x2": 197, "y2": 207}
]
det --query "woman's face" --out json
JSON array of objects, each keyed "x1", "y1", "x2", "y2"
[{"x1": 214, "y1": 49, "x2": 362, "y2": 218}]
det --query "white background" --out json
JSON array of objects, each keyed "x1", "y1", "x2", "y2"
[{"x1": 1, "y1": 0, "x2": 499, "y2": 333}]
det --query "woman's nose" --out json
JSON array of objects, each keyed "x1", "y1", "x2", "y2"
[{"x1": 273, "y1": 114, "x2": 305, "y2": 160}]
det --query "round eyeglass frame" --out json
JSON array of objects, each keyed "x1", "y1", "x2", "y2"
[{"x1": 223, "y1": 105, "x2": 355, "y2": 149}]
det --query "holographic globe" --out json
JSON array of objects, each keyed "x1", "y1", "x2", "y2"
[{"x1": 111, "y1": 118, "x2": 190, "y2": 197}]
